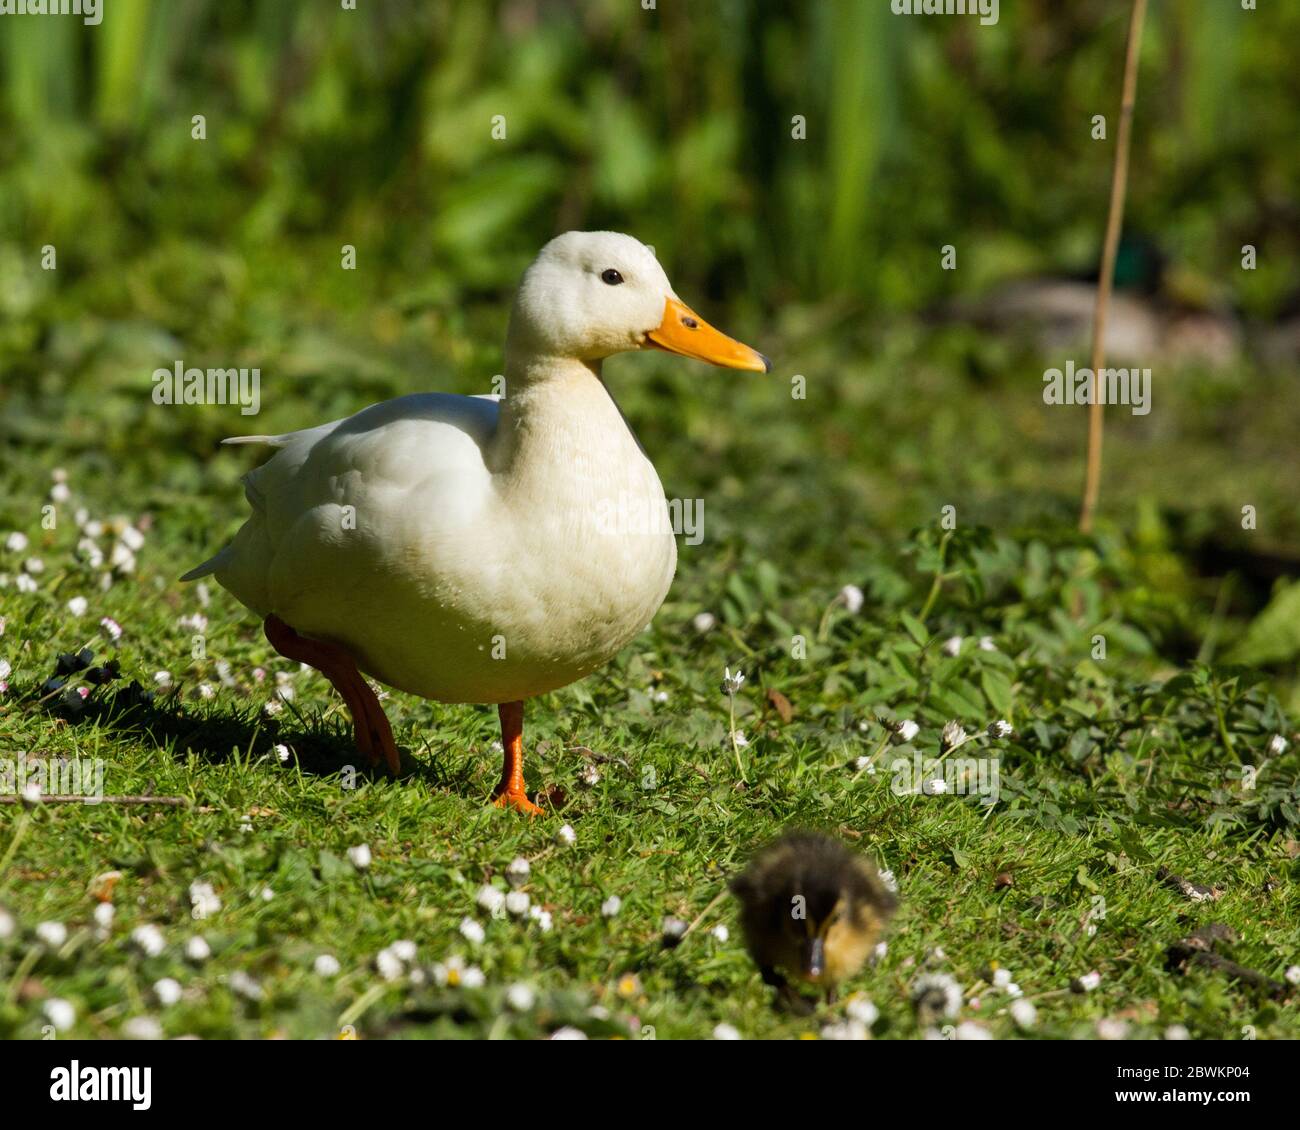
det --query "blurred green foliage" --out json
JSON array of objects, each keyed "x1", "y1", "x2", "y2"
[{"x1": 1, "y1": 0, "x2": 1298, "y2": 318}]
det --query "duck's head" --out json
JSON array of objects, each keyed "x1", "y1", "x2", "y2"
[{"x1": 506, "y1": 231, "x2": 770, "y2": 374}]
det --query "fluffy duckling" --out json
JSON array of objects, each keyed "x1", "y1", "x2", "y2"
[{"x1": 730, "y1": 831, "x2": 897, "y2": 1013}]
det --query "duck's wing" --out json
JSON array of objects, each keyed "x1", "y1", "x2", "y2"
[{"x1": 180, "y1": 393, "x2": 501, "y2": 613}]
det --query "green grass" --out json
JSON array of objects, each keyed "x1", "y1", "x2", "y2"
[
  {"x1": 2, "y1": 0, "x2": 1299, "y2": 1045},
  {"x1": 1, "y1": 439, "x2": 1298, "y2": 1039}
]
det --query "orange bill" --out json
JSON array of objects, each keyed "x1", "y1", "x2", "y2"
[{"x1": 645, "y1": 297, "x2": 771, "y2": 372}]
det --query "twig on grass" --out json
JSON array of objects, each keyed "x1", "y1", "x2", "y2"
[{"x1": 1079, "y1": 0, "x2": 1149, "y2": 534}]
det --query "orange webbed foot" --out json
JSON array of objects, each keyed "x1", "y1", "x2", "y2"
[{"x1": 491, "y1": 788, "x2": 546, "y2": 817}]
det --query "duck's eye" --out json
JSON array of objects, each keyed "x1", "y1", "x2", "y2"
[{"x1": 600, "y1": 268, "x2": 624, "y2": 285}]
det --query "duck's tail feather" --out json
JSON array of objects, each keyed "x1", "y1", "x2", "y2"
[
  {"x1": 221, "y1": 434, "x2": 289, "y2": 447},
  {"x1": 179, "y1": 546, "x2": 232, "y2": 583}
]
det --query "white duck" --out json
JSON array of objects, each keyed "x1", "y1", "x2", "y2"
[{"x1": 183, "y1": 231, "x2": 769, "y2": 814}]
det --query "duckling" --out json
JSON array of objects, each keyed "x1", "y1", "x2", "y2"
[{"x1": 730, "y1": 831, "x2": 897, "y2": 1014}]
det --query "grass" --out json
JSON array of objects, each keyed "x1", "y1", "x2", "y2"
[
  {"x1": 2, "y1": 0, "x2": 1298, "y2": 1046},
  {"x1": 1, "y1": 401, "x2": 1298, "y2": 1038}
]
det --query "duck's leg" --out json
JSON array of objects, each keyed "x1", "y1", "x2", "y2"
[
  {"x1": 492, "y1": 700, "x2": 545, "y2": 816},
  {"x1": 263, "y1": 615, "x2": 400, "y2": 775}
]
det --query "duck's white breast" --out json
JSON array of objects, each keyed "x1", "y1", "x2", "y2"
[{"x1": 216, "y1": 385, "x2": 677, "y2": 703}]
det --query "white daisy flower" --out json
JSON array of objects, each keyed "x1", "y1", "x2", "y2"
[
  {"x1": 43, "y1": 998, "x2": 76, "y2": 1031},
  {"x1": 122, "y1": 1016, "x2": 163, "y2": 1040},
  {"x1": 911, "y1": 972, "x2": 962, "y2": 1020},
  {"x1": 661, "y1": 917, "x2": 688, "y2": 945},
  {"x1": 941, "y1": 636, "x2": 962, "y2": 657},
  {"x1": 721, "y1": 667, "x2": 745, "y2": 695},
  {"x1": 1072, "y1": 970, "x2": 1102, "y2": 992},
  {"x1": 432, "y1": 955, "x2": 465, "y2": 987},
  {"x1": 313, "y1": 954, "x2": 341, "y2": 977},
  {"x1": 108, "y1": 543, "x2": 136, "y2": 572},
  {"x1": 375, "y1": 949, "x2": 405, "y2": 981},
  {"x1": 153, "y1": 978, "x2": 183, "y2": 1007},
  {"x1": 184, "y1": 936, "x2": 211, "y2": 963},
  {"x1": 228, "y1": 971, "x2": 263, "y2": 1000},
  {"x1": 505, "y1": 856, "x2": 531, "y2": 888},
  {"x1": 459, "y1": 918, "x2": 485, "y2": 945},
  {"x1": 940, "y1": 720, "x2": 967, "y2": 751},
  {"x1": 712, "y1": 1023, "x2": 742, "y2": 1040},
  {"x1": 891, "y1": 719, "x2": 920, "y2": 744},
  {"x1": 845, "y1": 996, "x2": 879, "y2": 1026},
  {"x1": 131, "y1": 924, "x2": 166, "y2": 957},
  {"x1": 556, "y1": 823, "x2": 577, "y2": 847},
  {"x1": 1096, "y1": 1017, "x2": 1128, "y2": 1040},
  {"x1": 189, "y1": 881, "x2": 221, "y2": 919},
  {"x1": 476, "y1": 884, "x2": 506, "y2": 915},
  {"x1": 601, "y1": 896, "x2": 622, "y2": 918},
  {"x1": 821, "y1": 1020, "x2": 870, "y2": 1041},
  {"x1": 505, "y1": 891, "x2": 530, "y2": 917},
  {"x1": 692, "y1": 612, "x2": 717, "y2": 634},
  {"x1": 35, "y1": 921, "x2": 68, "y2": 948},
  {"x1": 838, "y1": 584, "x2": 865, "y2": 614},
  {"x1": 1009, "y1": 998, "x2": 1037, "y2": 1029},
  {"x1": 506, "y1": 983, "x2": 536, "y2": 1011},
  {"x1": 347, "y1": 844, "x2": 372, "y2": 870},
  {"x1": 710, "y1": 924, "x2": 729, "y2": 943}
]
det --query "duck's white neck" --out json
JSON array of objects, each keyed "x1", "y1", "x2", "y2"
[{"x1": 488, "y1": 356, "x2": 651, "y2": 495}]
